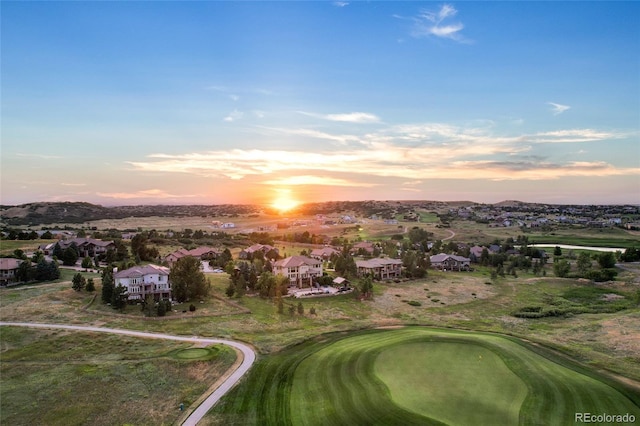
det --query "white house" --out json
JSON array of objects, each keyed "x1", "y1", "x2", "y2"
[
  {"x1": 273, "y1": 255, "x2": 323, "y2": 288},
  {"x1": 113, "y1": 264, "x2": 171, "y2": 301}
]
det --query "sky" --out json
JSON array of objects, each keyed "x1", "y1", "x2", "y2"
[{"x1": 1, "y1": 1, "x2": 639, "y2": 207}]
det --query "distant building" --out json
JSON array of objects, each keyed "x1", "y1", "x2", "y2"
[
  {"x1": 114, "y1": 264, "x2": 171, "y2": 301},
  {"x1": 165, "y1": 246, "x2": 222, "y2": 265},
  {"x1": 239, "y1": 244, "x2": 278, "y2": 259},
  {"x1": 0, "y1": 258, "x2": 23, "y2": 286},
  {"x1": 39, "y1": 238, "x2": 115, "y2": 258},
  {"x1": 351, "y1": 241, "x2": 375, "y2": 255},
  {"x1": 310, "y1": 246, "x2": 340, "y2": 260}
]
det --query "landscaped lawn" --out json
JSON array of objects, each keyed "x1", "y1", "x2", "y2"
[{"x1": 212, "y1": 327, "x2": 640, "y2": 425}]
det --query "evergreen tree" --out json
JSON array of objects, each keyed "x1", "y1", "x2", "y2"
[
  {"x1": 577, "y1": 252, "x2": 592, "y2": 276},
  {"x1": 157, "y1": 299, "x2": 167, "y2": 316},
  {"x1": 85, "y1": 278, "x2": 95, "y2": 292},
  {"x1": 111, "y1": 284, "x2": 128, "y2": 311},
  {"x1": 53, "y1": 242, "x2": 64, "y2": 259},
  {"x1": 16, "y1": 260, "x2": 32, "y2": 283},
  {"x1": 225, "y1": 281, "x2": 235, "y2": 298},
  {"x1": 101, "y1": 268, "x2": 115, "y2": 304},
  {"x1": 62, "y1": 245, "x2": 79, "y2": 266},
  {"x1": 235, "y1": 274, "x2": 246, "y2": 298},
  {"x1": 72, "y1": 273, "x2": 86, "y2": 291},
  {"x1": 81, "y1": 256, "x2": 94, "y2": 271},
  {"x1": 359, "y1": 275, "x2": 374, "y2": 300}
]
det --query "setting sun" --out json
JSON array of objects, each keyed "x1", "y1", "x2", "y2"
[{"x1": 270, "y1": 189, "x2": 300, "y2": 213}]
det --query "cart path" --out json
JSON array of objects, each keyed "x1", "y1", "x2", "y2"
[{"x1": 0, "y1": 322, "x2": 256, "y2": 426}]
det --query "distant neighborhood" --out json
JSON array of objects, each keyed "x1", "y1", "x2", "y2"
[{"x1": 1, "y1": 200, "x2": 638, "y2": 307}]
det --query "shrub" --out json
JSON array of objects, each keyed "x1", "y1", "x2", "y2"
[
  {"x1": 189, "y1": 303, "x2": 196, "y2": 312},
  {"x1": 406, "y1": 300, "x2": 421, "y2": 306}
]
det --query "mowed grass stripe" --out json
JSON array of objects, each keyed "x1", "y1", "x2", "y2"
[
  {"x1": 211, "y1": 328, "x2": 640, "y2": 425},
  {"x1": 290, "y1": 335, "x2": 437, "y2": 425}
]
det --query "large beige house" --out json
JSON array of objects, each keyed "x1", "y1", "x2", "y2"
[
  {"x1": 113, "y1": 264, "x2": 171, "y2": 301},
  {"x1": 273, "y1": 255, "x2": 323, "y2": 288},
  {"x1": 356, "y1": 258, "x2": 403, "y2": 280},
  {"x1": 429, "y1": 253, "x2": 471, "y2": 271}
]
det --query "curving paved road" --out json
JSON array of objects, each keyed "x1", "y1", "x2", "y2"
[{"x1": 0, "y1": 322, "x2": 256, "y2": 426}]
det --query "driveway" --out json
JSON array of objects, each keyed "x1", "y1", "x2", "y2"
[{"x1": 0, "y1": 322, "x2": 256, "y2": 426}]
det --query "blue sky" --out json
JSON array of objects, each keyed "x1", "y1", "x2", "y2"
[{"x1": 2, "y1": 1, "x2": 638, "y2": 206}]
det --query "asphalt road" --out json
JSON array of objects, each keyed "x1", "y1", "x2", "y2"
[{"x1": 0, "y1": 322, "x2": 256, "y2": 426}]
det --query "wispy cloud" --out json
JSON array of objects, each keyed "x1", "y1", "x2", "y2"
[
  {"x1": 223, "y1": 109, "x2": 244, "y2": 122},
  {"x1": 127, "y1": 121, "x2": 636, "y2": 185},
  {"x1": 261, "y1": 175, "x2": 376, "y2": 187},
  {"x1": 532, "y1": 129, "x2": 625, "y2": 143},
  {"x1": 16, "y1": 153, "x2": 64, "y2": 160},
  {"x1": 333, "y1": 1, "x2": 349, "y2": 7},
  {"x1": 548, "y1": 102, "x2": 571, "y2": 115},
  {"x1": 299, "y1": 111, "x2": 380, "y2": 123},
  {"x1": 411, "y1": 4, "x2": 469, "y2": 43},
  {"x1": 96, "y1": 189, "x2": 199, "y2": 200}
]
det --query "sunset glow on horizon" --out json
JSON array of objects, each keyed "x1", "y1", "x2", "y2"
[
  {"x1": 2, "y1": 2, "x2": 638, "y2": 206},
  {"x1": 270, "y1": 189, "x2": 301, "y2": 214}
]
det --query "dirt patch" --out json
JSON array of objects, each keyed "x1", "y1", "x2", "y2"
[{"x1": 600, "y1": 314, "x2": 640, "y2": 357}]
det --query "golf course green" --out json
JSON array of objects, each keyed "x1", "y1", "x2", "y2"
[{"x1": 213, "y1": 327, "x2": 640, "y2": 425}]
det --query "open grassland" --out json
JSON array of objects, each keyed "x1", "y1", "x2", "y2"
[
  {"x1": 0, "y1": 327, "x2": 236, "y2": 426},
  {"x1": 211, "y1": 327, "x2": 640, "y2": 425},
  {"x1": 449, "y1": 220, "x2": 639, "y2": 248},
  {"x1": 0, "y1": 239, "x2": 56, "y2": 256},
  {"x1": 1, "y1": 254, "x2": 639, "y2": 424}
]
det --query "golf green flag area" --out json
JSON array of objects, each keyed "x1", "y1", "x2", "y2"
[{"x1": 214, "y1": 327, "x2": 640, "y2": 425}]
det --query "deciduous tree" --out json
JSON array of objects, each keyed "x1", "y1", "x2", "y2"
[{"x1": 170, "y1": 256, "x2": 210, "y2": 302}]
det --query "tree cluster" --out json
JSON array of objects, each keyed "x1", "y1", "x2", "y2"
[{"x1": 169, "y1": 256, "x2": 210, "y2": 302}]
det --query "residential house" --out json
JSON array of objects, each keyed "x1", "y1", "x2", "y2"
[
  {"x1": 310, "y1": 246, "x2": 340, "y2": 261},
  {"x1": 469, "y1": 246, "x2": 485, "y2": 263},
  {"x1": 113, "y1": 264, "x2": 171, "y2": 301},
  {"x1": 185, "y1": 246, "x2": 221, "y2": 260},
  {"x1": 165, "y1": 246, "x2": 222, "y2": 266},
  {"x1": 429, "y1": 253, "x2": 471, "y2": 271},
  {"x1": 40, "y1": 238, "x2": 115, "y2": 258},
  {"x1": 0, "y1": 258, "x2": 23, "y2": 286},
  {"x1": 273, "y1": 255, "x2": 323, "y2": 288},
  {"x1": 351, "y1": 241, "x2": 375, "y2": 256},
  {"x1": 239, "y1": 244, "x2": 279, "y2": 259},
  {"x1": 165, "y1": 248, "x2": 191, "y2": 265},
  {"x1": 356, "y1": 258, "x2": 403, "y2": 280}
]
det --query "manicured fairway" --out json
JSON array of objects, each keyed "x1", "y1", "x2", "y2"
[{"x1": 212, "y1": 327, "x2": 640, "y2": 425}]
